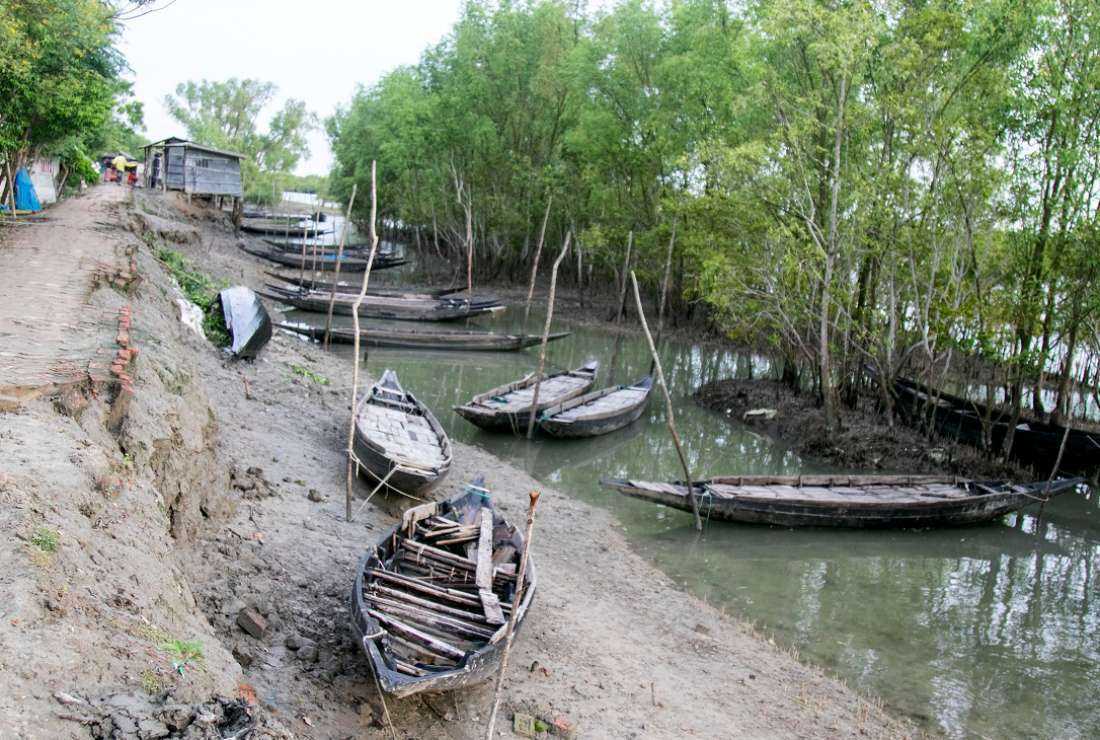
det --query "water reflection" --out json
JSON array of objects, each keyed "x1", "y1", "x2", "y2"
[{"x1": 275, "y1": 302, "x2": 1100, "y2": 740}]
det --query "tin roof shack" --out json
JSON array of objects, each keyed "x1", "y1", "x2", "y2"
[{"x1": 142, "y1": 138, "x2": 244, "y2": 224}]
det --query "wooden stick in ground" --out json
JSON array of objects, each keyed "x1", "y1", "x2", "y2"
[
  {"x1": 524, "y1": 195, "x2": 553, "y2": 327},
  {"x1": 525, "y1": 232, "x2": 572, "y2": 439},
  {"x1": 323, "y1": 183, "x2": 358, "y2": 348},
  {"x1": 1038, "y1": 422, "x2": 1073, "y2": 523},
  {"x1": 615, "y1": 230, "x2": 634, "y2": 324},
  {"x1": 346, "y1": 161, "x2": 380, "y2": 522},
  {"x1": 631, "y1": 271, "x2": 703, "y2": 531},
  {"x1": 485, "y1": 490, "x2": 540, "y2": 740},
  {"x1": 657, "y1": 220, "x2": 677, "y2": 335}
]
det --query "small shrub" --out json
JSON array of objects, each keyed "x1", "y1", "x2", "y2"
[
  {"x1": 290, "y1": 364, "x2": 329, "y2": 385},
  {"x1": 161, "y1": 639, "x2": 204, "y2": 662},
  {"x1": 31, "y1": 526, "x2": 59, "y2": 553},
  {"x1": 157, "y1": 248, "x2": 231, "y2": 348}
]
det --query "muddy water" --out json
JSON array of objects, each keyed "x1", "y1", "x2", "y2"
[{"x1": 280, "y1": 304, "x2": 1100, "y2": 739}]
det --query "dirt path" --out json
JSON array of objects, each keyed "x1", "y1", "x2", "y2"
[{"x1": 0, "y1": 187, "x2": 915, "y2": 739}]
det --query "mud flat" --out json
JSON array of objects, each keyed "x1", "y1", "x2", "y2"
[{"x1": 0, "y1": 187, "x2": 912, "y2": 738}]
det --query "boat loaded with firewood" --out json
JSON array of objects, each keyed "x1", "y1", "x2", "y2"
[
  {"x1": 350, "y1": 477, "x2": 536, "y2": 696},
  {"x1": 277, "y1": 322, "x2": 569, "y2": 352},
  {"x1": 454, "y1": 361, "x2": 600, "y2": 433},
  {"x1": 352, "y1": 370, "x2": 452, "y2": 493},
  {"x1": 260, "y1": 284, "x2": 503, "y2": 322},
  {"x1": 538, "y1": 375, "x2": 653, "y2": 438},
  {"x1": 891, "y1": 375, "x2": 1100, "y2": 473},
  {"x1": 600, "y1": 474, "x2": 1083, "y2": 528}
]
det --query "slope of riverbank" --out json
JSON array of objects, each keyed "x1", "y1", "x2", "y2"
[{"x1": 0, "y1": 187, "x2": 914, "y2": 738}]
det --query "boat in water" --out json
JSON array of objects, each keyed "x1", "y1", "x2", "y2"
[
  {"x1": 538, "y1": 376, "x2": 653, "y2": 438},
  {"x1": 454, "y1": 361, "x2": 599, "y2": 433},
  {"x1": 350, "y1": 478, "x2": 536, "y2": 696},
  {"x1": 600, "y1": 474, "x2": 1083, "y2": 528},
  {"x1": 277, "y1": 322, "x2": 568, "y2": 352}
]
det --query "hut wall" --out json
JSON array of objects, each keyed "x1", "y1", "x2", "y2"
[
  {"x1": 165, "y1": 146, "x2": 186, "y2": 190},
  {"x1": 183, "y1": 151, "x2": 242, "y2": 197}
]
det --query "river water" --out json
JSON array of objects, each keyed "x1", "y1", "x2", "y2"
[{"x1": 280, "y1": 300, "x2": 1099, "y2": 739}]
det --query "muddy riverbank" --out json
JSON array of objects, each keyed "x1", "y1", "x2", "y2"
[{"x1": 0, "y1": 186, "x2": 913, "y2": 738}]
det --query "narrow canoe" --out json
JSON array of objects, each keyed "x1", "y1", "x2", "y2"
[
  {"x1": 241, "y1": 220, "x2": 328, "y2": 237},
  {"x1": 239, "y1": 244, "x2": 407, "y2": 272},
  {"x1": 454, "y1": 361, "x2": 600, "y2": 433},
  {"x1": 353, "y1": 370, "x2": 452, "y2": 494},
  {"x1": 277, "y1": 323, "x2": 569, "y2": 352},
  {"x1": 600, "y1": 474, "x2": 1084, "y2": 528},
  {"x1": 264, "y1": 270, "x2": 465, "y2": 297},
  {"x1": 261, "y1": 286, "x2": 503, "y2": 322},
  {"x1": 538, "y1": 376, "x2": 653, "y2": 438},
  {"x1": 350, "y1": 477, "x2": 536, "y2": 697},
  {"x1": 892, "y1": 375, "x2": 1100, "y2": 474}
]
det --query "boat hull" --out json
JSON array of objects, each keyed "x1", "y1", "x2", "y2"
[
  {"x1": 277, "y1": 323, "x2": 566, "y2": 352},
  {"x1": 538, "y1": 377, "x2": 653, "y2": 438},
  {"x1": 601, "y1": 476, "x2": 1082, "y2": 529}
]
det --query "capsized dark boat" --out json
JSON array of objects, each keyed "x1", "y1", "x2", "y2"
[
  {"x1": 350, "y1": 477, "x2": 536, "y2": 697},
  {"x1": 217, "y1": 286, "x2": 271, "y2": 358},
  {"x1": 892, "y1": 375, "x2": 1100, "y2": 473},
  {"x1": 261, "y1": 284, "x2": 503, "y2": 322},
  {"x1": 454, "y1": 361, "x2": 599, "y2": 433},
  {"x1": 277, "y1": 322, "x2": 569, "y2": 352},
  {"x1": 239, "y1": 244, "x2": 407, "y2": 272},
  {"x1": 353, "y1": 369, "x2": 452, "y2": 493},
  {"x1": 600, "y1": 474, "x2": 1084, "y2": 528},
  {"x1": 538, "y1": 376, "x2": 653, "y2": 438},
  {"x1": 265, "y1": 270, "x2": 466, "y2": 298}
]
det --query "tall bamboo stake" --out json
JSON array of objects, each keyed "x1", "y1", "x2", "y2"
[
  {"x1": 657, "y1": 220, "x2": 677, "y2": 334},
  {"x1": 631, "y1": 271, "x2": 702, "y2": 531},
  {"x1": 485, "y1": 490, "x2": 540, "y2": 740},
  {"x1": 525, "y1": 233, "x2": 572, "y2": 439},
  {"x1": 323, "y1": 183, "x2": 358, "y2": 348},
  {"x1": 615, "y1": 231, "x2": 634, "y2": 324},
  {"x1": 346, "y1": 162, "x2": 379, "y2": 523},
  {"x1": 523, "y1": 195, "x2": 553, "y2": 327}
]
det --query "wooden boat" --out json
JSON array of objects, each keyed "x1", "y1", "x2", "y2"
[
  {"x1": 454, "y1": 361, "x2": 600, "y2": 433},
  {"x1": 239, "y1": 244, "x2": 407, "y2": 272},
  {"x1": 892, "y1": 375, "x2": 1100, "y2": 473},
  {"x1": 600, "y1": 474, "x2": 1084, "y2": 528},
  {"x1": 353, "y1": 370, "x2": 452, "y2": 493},
  {"x1": 261, "y1": 285, "x2": 503, "y2": 322},
  {"x1": 277, "y1": 322, "x2": 569, "y2": 352},
  {"x1": 241, "y1": 219, "x2": 328, "y2": 237},
  {"x1": 350, "y1": 477, "x2": 536, "y2": 697},
  {"x1": 262, "y1": 238, "x2": 390, "y2": 254},
  {"x1": 265, "y1": 270, "x2": 466, "y2": 298},
  {"x1": 538, "y1": 376, "x2": 653, "y2": 438}
]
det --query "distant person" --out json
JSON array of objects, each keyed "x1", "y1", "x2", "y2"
[{"x1": 112, "y1": 154, "x2": 127, "y2": 185}]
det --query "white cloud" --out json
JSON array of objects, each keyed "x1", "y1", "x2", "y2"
[{"x1": 118, "y1": 0, "x2": 462, "y2": 174}]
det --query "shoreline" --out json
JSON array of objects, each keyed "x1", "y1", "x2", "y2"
[{"x1": 0, "y1": 187, "x2": 913, "y2": 738}]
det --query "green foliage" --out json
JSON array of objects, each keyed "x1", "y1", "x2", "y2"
[
  {"x1": 289, "y1": 364, "x2": 329, "y2": 385},
  {"x1": 157, "y1": 248, "x2": 230, "y2": 347},
  {"x1": 164, "y1": 78, "x2": 316, "y2": 204},
  {"x1": 30, "y1": 526, "x2": 59, "y2": 553},
  {"x1": 160, "y1": 639, "x2": 203, "y2": 663}
]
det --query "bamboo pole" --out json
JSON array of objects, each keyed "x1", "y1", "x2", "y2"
[
  {"x1": 323, "y1": 183, "x2": 358, "y2": 348},
  {"x1": 657, "y1": 220, "x2": 677, "y2": 334},
  {"x1": 615, "y1": 231, "x2": 634, "y2": 324},
  {"x1": 524, "y1": 195, "x2": 553, "y2": 327},
  {"x1": 525, "y1": 233, "x2": 572, "y2": 440},
  {"x1": 346, "y1": 162, "x2": 380, "y2": 523},
  {"x1": 630, "y1": 271, "x2": 702, "y2": 531},
  {"x1": 485, "y1": 490, "x2": 540, "y2": 740}
]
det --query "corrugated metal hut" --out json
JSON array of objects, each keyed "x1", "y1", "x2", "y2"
[{"x1": 142, "y1": 137, "x2": 244, "y2": 197}]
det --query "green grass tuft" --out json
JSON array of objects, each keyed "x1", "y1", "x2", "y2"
[
  {"x1": 161, "y1": 639, "x2": 204, "y2": 662},
  {"x1": 289, "y1": 363, "x2": 330, "y2": 385},
  {"x1": 157, "y1": 247, "x2": 231, "y2": 347},
  {"x1": 31, "y1": 526, "x2": 59, "y2": 553}
]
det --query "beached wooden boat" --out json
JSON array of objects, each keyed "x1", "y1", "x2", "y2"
[
  {"x1": 241, "y1": 219, "x2": 327, "y2": 237},
  {"x1": 353, "y1": 370, "x2": 452, "y2": 493},
  {"x1": 454, "y1": 361, "x2": 599, "y2": 433},
  {"x1": 277, "y1": 322, "x2": 569, "y2": 352},
  {"x1": 261, "y1": 285, "x2": 503, "y2": 322},
  {"x1": 600, "y1": 474, "x2": 1083, "y2": 528},
  {"x1": 262, "y1": 238, "x2": 389, "y2": 254},
  {"x1": 350, "y1": 478, "x2": 536, "y2": 697},
  {"x1": 892, "y1": 375, "x2": 1100, "y2": 474},
  {"x1": 265, "y1": 270, "x2": 466, "y2": 298},
  {"x1": 538, "y1": 376, "x2": 653, "y2": 438},
  {"x1": 239, "y1": 244, "x2": 407, "y2": 272}
]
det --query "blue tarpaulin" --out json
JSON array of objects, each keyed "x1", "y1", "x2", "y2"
[{"x1": 12, "y1": 168, "x2": 41, "y2": 212}]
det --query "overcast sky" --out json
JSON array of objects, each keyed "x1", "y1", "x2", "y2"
[{"x1": 118, "y1": 0, "x2": 464, "y2": 175}]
